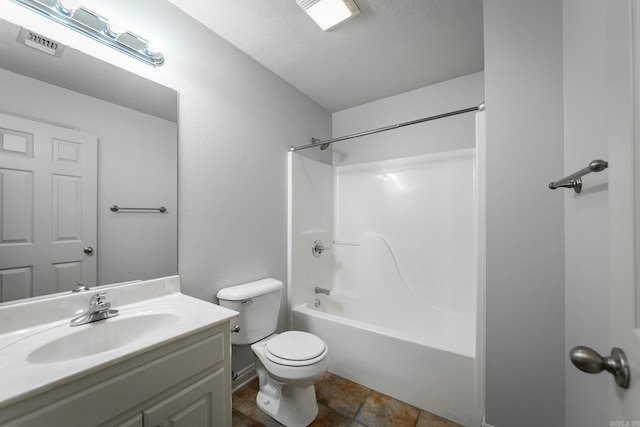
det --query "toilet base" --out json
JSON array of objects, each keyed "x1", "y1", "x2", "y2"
[
  {"x1": 256, "y1": 384, "x2": 318, "y2": 427},
  {"x1": 251, "y1": 333, "x2": 328, "y2": 426}
]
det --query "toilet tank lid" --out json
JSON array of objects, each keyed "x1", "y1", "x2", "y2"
[{"x1": 216, "y1": 278, "x2": 284, "y2": 301}]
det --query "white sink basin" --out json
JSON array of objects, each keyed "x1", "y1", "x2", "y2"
[
  {"x1": 27, "y1": 312, "x2": 181, "y2": 364},
  {"x1": 0, "y1": 276, "x2": 239, "y2": 407}
]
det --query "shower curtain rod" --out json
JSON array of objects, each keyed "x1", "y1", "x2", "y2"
[{"x1": 289, "y1": 102, "x2": 485, "y2": 152}]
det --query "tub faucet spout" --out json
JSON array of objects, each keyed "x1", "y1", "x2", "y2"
[{"x1": 315, "y1": 287, "x2": 331, "y2": 296}]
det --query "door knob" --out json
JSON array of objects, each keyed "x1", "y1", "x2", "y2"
[
  {"x1": 84, "y1": 246, "x2": 94, "y2": 254},
  {"x1": 569, "y1": 346, "x2": 630, "y2": 389}
]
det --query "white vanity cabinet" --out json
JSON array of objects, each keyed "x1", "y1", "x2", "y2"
[{"x1": 0, "y1": 323, "x2": 233, "y2": 427}]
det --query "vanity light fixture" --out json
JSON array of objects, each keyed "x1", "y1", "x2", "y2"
[
  {"x1": 296, "y1": 0, "x2": 360, "y2": 31},
  {"x1": 10, "y1": 0, "x2": 164, "y2": 67}
]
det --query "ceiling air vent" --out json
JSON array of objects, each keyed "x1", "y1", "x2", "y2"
[{"x1": 17, "y1": 28, "x2": 65, "y2": 57}]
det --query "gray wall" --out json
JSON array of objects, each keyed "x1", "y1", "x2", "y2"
[
  {"x1": 149, "y1": 1, "x2": 332, "y2": 371},
  {"x1": 484, "y1": 1, "x2": 565, "y2": 425},
  {"x1": 563, "y1": 0, "x2": 610, "y2": 425},
  {"x1": 331, "y1": 72, "x2": 484, "y2": 166},
  {"x1": 163, "y1": 10, "x2": 332, "y2": 307}
]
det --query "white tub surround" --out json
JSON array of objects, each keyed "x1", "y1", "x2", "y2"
[
  {"x1": 0, "y1": 276, "x2": 238, "y2": 426},
  {"x1": 332, "y1": 149, "x2": 476, "y2": 334}
]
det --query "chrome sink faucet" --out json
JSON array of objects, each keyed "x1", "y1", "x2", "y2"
[{"x1": 70, "y1": 291, "x2": 119, "y2": 326}]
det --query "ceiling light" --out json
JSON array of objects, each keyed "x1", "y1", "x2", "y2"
[{"x1": 297, "y1": 0, "x2": 360, "y2": 31}]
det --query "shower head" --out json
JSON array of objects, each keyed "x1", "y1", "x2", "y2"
[{"x1": 320, "y1": 143, "x2": 330, "y2": 150}]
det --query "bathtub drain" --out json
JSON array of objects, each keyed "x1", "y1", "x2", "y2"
[{"x1": 314, "y1": 298, "x2": 321, "y2": 308}]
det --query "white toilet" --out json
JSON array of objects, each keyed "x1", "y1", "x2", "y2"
[{"x1": 217, "y1": 278, "x2": 329, "y2": 427}]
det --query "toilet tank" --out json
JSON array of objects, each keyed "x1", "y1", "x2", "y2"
[{"x1": 216, "y1": 278, "x2": 284, "y2": 345}]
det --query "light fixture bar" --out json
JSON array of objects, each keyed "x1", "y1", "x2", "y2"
[
  {"x1": 297, "y1": 0, "x2": 360, "y2": 31},
  {"x1": 10, "y1": 0, "x2": 164, "y2": 67}
]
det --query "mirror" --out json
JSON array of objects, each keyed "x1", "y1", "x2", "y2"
[{"x1": 0, "y1": 18, "x2": 178, "y2": 303}]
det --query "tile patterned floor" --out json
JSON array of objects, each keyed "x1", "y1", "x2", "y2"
[{"x1": 232, "y1": 372, "x2": 463, "y2": 427}]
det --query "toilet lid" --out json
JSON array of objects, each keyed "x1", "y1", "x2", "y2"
[{"x1": 265, "y1": 331, "x2": 326, "y2": 362}]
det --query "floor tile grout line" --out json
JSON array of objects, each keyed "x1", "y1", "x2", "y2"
[{"x1": 351, "y1": 387, "x2": 373, "y2": 425}]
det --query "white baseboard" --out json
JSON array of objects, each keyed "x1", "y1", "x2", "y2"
[{"x1": 232, "y1": 364, "x2": 257, "y2": 393}]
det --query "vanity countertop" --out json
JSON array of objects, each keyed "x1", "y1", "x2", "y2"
[{"x1": 0, "y1": 275, "x2": 238, "y2": 407}]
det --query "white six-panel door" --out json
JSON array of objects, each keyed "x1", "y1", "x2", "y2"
[{"x1": 0, "y1": 113, "x2": 97, "y2": 302}]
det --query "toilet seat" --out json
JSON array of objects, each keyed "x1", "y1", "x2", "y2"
[{"x1": 264, "y1": 331, "x2": 327, "y2": 367}]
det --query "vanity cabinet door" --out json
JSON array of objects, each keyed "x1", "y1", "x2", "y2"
[{"x1": 144, "y1": 369, "x2": 225, "y2": 427}]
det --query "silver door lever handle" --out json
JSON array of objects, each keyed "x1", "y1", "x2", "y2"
[{"x1": 569, "y1": 346, "x2": 630, "y2": 389}]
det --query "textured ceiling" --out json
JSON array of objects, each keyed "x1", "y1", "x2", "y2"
[{"x1": 167, "y1": 0, "x2": 484, "y2": 112}]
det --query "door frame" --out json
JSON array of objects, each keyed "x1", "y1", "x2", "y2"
[{"x1": 609, "y1": 0, "x2": 640, "y2": 421}]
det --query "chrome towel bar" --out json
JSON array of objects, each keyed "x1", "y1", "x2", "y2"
[
  {"x1": 110, "y1": 205, "x2": 167, "y2": 213},
  {"x1": 549, "y1": 159, "x2": 608, "y2": 194}
]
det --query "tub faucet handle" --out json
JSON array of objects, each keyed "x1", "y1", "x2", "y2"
[{"x1": 312, "y1": 240, "x2": 329, "y2": 257}]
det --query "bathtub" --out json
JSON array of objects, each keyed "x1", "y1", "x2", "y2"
[{"x1": 292, "y1": 296, "x2": 479, "y2": 426}]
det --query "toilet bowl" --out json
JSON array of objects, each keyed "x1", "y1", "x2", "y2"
[{"x1": 251, "y1": 332, "x2": 329, "y2": 427}]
